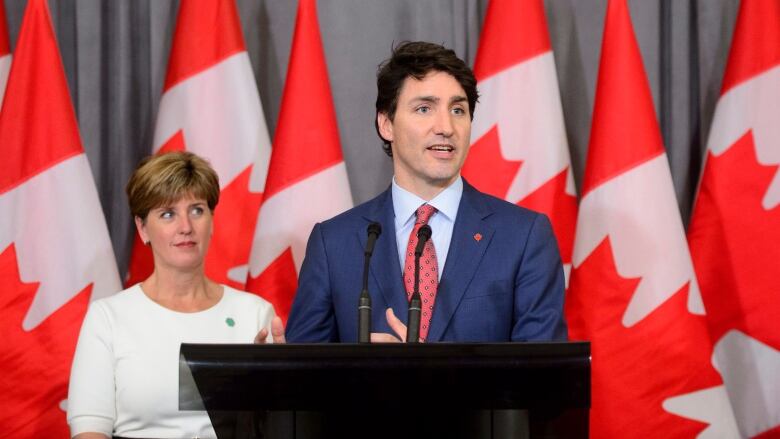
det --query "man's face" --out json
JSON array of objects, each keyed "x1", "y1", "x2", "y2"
[{"x1": 378, "y1": 70, "x2": 472, "y2": 199}]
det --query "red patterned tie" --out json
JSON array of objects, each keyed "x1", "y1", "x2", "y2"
[{"x1": 403, "y1": 204, "x2": 438, "y2": 341}]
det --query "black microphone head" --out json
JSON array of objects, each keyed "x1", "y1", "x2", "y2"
[
  {"x1": 367, "y1": 222, "x2": 382, "y2": 237},
  {"x1": 417, "y1": 224, "x2": 432, "y2": 241},
  {"x1": 365, "y1": 222, "x2": 382, "y2": 256},
  {"x1": 414, "y1": 224, "x2": 432, "y2": 256}
]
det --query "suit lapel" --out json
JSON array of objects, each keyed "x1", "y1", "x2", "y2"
[
  {"x1": 427, "y1": 182, "x2": 494, "y2": 342},
  {"x1": 359, "y1": 188, "x2": 407, "y2": 322}
]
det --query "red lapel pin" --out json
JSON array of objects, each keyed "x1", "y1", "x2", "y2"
[{"x1": 474, "y1": 233, "x2": 482, "y2": 242}]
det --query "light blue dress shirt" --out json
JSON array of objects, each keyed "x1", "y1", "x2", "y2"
[{"x1": 392, "y1": 176, "x2": 463, "y2": 280}]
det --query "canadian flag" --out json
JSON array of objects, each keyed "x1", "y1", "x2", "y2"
[
  {"x1": 246, "y1": 0, "x2": 352, "y2": 321},
  {"x1": 125, "y1": 0, "x2": 271, "y2": 290},
  {"x1": 565, "y1": 0, "x2": 738, "y2": 436},
  {"x1": 687, "y1": 0, "x2": 780, "y2": 436},
  {"x1": 0, "y1": 0, "x2": 10, "y2": 102},
  {"x1": 0, "y1": 0, "x2": 121, "y2": 436},
  {"x1": 463, "y1": 0, "x2": 577, "y2": 283}
]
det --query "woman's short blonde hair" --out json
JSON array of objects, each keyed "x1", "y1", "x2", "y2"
[{"x1": 126, "y1": 151, "x2": 220, "y2": 221}]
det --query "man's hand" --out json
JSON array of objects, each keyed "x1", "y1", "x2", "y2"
[
  {"x1": 370, "y1": 308, "x2": 419, "y2": 343},
  {"x1": 254, "y1": 316, "x2": 286, "y2": 344}
]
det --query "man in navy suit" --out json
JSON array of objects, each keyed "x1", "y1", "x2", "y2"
[{"x1": 286, "y1": 41, "x2": 567, "y2": 343}]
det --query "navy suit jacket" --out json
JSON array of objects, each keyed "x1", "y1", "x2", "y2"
[{"x1": 286, "y1": 180, "x2": 568, "y2": 342}]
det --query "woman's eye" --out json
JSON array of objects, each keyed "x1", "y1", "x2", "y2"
[
  {"x1": 191, "y1": 206, "x2": 204, "y2": 216},
  {"x1": 160, "y1": 211, "x2": 173, "y2": 219}
]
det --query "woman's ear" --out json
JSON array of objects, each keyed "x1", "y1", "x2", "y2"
[{"x1": 134, "y1": 216, "x2": 149, "y2": 245}]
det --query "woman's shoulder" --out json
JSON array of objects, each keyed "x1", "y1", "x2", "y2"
[
  {"x1": 79, "y1": 284, "x2": 146, "y2": 329},
  {"x1": 88, "y1": 283, "x2": 144, "y2": 310},
  {"x1": 92, "y1": 284, "x2": 144, "y2": 307}
]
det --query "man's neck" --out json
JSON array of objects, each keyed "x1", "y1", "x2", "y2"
[{"x1": 393, "y1": 175, "x2": 460, "y2": 201}]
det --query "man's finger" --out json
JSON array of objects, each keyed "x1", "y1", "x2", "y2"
[
  {"x1": 271, "y1": 316, "x2": 286, "y2": 344},
  {"x1": 385, "y1": 308, "x2": 407, "y2": 341},
  {"x1": 370, "y1": 332, "x2": 402, "y2": 343},
  {"x1": 254, "y1": 328, "x2": 269, "y2": 344}
]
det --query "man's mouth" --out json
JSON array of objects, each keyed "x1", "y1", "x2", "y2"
[{"x1": 427, "y1": 144, "x2": 454, "y2": 152}]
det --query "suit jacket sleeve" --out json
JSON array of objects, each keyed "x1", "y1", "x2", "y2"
[
  {"x1": 512, "y1": 213, "x2": 568, "y2": 341},
  {"x1": 286, "y1": 223, "x2": 339, "y2": 342}
]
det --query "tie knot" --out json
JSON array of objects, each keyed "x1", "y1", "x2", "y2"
[{"x1": 415, "y1": 204, "x2": 437, "y2": 224}]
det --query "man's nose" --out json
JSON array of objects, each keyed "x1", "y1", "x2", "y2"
[{"x1": 433, "y1": 111, "x2": 454, "y2": 137}]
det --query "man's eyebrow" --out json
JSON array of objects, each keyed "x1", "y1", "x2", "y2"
[
  {"x1": 408, "y1": 95, "x2": 468, "y2": 105},
  {"x1": 409, "y1": 95, "x2": 440, "y2": 104}
]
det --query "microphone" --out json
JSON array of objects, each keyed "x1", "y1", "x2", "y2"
[
  {"x1": 415, "y1": 224, "x2": 432, "y2": 256},
  {"x1": 358, "y1": 222, "x2": 382, "y2": 343},
  {"x1": 406, "y1": 224, "x2": 432, "y2": 343}
]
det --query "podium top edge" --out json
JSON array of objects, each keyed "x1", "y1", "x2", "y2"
[{"x1": 180, "y1": 341, "x2": 591, "y2": 362}]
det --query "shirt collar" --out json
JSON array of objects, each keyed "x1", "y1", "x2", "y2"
[{"x1": 392, "y1": 176, "x2": 463, "y2": 228}]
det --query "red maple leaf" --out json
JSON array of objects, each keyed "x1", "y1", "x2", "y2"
[
  {"x1": 0, "y1": 244, "x2": 91, "y2": 437},
  {"x1": 158, "y1": 130, "x2": 187, "y2": 154},
  {"x1": 246, "y1": 247, "x2": 297, "y2": 323},
  {"x1": 688, "y1": 130, "x2": 780, "y2": 350},
  {"x1": 463, "y1": 125, "x2": 522, "y2": 199},
  {"x1": 206, "y1": 164, "x2": 263, "y2": 289},
  {"x1": 518, "y1": 168, "x2": 577, "y2": 263},
  {"x1": 566, "y1": 238, "x2": 722, "y2": 437}
]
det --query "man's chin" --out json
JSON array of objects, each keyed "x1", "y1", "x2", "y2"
[{"x1": 424, "y1": 173, "x2": 459, "y2": 188}]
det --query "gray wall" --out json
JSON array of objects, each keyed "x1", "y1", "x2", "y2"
[{"x1": 2, "y1": 0, "x2": 740, "y2": 278}]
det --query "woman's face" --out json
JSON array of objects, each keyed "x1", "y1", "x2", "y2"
[{"x1": 136, "y1": 194, "x2": 213, "y2": 273}]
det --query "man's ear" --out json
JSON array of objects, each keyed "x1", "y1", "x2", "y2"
[{"x1": 377, "y1": 112, "x2": 394, "y2": 143}]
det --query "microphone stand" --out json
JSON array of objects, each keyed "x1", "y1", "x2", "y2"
[
  {"x1": 406, "y1": 224, "x2": 431, "y2": 343},
  {"x1": 358, "y1": 223, "x2": 381, "y2": 343}
]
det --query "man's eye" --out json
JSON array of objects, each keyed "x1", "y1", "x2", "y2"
[
  {"x1": 452, "y1": 107, "x2": 466, "y2": 115},
  {"x1": 416, "y1": 106, "x2": 430, "y2": 114}
]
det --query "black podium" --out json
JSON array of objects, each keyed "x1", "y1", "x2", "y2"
[{"x1": 179, "y1": 342, "x2": 590, "y2": 438}]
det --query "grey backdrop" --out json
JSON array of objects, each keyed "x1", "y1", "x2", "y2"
[{"x1": 3, "y1": 0, "x2": 739, "y2": 278}]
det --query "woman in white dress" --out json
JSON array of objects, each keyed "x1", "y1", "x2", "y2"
[{"x1": 67, "y1": 151, "x2": 284, "y2": 439}]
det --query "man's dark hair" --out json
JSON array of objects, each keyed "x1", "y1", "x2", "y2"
[{"x1": 375, "y1": 41, "x2": 479, "y2": 157}]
